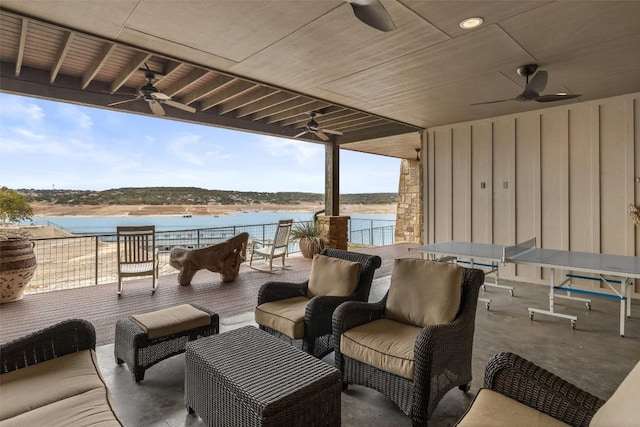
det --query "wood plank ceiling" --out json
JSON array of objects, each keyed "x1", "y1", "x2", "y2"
[{"x1": 0, "y1": 8, "x2": 421, "y2": 160}]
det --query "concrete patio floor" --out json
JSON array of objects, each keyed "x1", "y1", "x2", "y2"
[{"x1": 96, "y1": 275, "x2": 640, "y2": 427}]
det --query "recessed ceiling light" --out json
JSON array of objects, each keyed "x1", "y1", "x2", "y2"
[{"x1": 459, "y1": 17, "x2": 483, "y2": 30}]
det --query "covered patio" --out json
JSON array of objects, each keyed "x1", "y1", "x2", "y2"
[{"x1": 1, "y1": 244, "x2": 638, "y2": 426}]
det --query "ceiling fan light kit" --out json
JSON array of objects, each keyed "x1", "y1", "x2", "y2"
[
  {"x1": 294, "y1": 112, "x2": 344, "y2": 141},
  {"x1": 107, "y1": 64, "x2": 196, "y2": 116},
  {"x1": 471, "y1": 63, "x2": 582, "y2": 106}
]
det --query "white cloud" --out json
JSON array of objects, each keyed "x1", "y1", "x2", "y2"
[
  {"x1": 0, "y1": 97, "x2": 45, "y2": 122},
  {"x1": 57, "y1": 104, "x2": 93, "y2": 130},
  {"x1": 260, "y1": 135, "x2": 323, "y2": 165}
]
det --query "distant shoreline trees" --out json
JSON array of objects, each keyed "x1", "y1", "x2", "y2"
[{"x1": 14, "y1": 187, "x2": 397, "y2": 206}]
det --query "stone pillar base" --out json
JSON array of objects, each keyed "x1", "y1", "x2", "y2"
[{"x1": 317, "y1": 216, "x2": 350, "y2": 250}]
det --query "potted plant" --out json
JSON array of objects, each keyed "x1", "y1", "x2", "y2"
[{"x1": 290, "y1": 220, "x2": 325, "y2": 259}]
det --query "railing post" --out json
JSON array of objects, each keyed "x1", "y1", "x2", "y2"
[
  {"x1": 94, "y1": 236, "x2": 99, "y2": 285},
  {"x1": 370, "y1": 220, "x2": 374, "y2": 245}
]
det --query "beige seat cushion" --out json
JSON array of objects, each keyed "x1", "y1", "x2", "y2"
[
  {"x1": 0, "y1": 388, "x2": 121, "y2": 427},
  {"x1": 307, "y1": 254, "x2": 361, "y2": 298},
  {"x1": 590, "y1": 359, "x2": 640, "y2": 426},
  {"x1": 255, "y1": 296, "x2": 310, "y2": 339},
  {"x1": 0, "y1": 350, "x2": 108, "y2": 420},
  {"x1": 385, "y1": 258, "x2": 463, "y2": 327},
  {"x1": 456, "y1": 389, "x2": 569, "y2": 427},
  {"x1": 130, "y1": 304, "x2": 211, "y2": 339},
  {"x1": 340, "y1": 318, "x2": 421, "y2": 380}
]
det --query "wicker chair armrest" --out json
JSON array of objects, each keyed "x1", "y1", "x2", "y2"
[
  {"x1": 483, "y1": 352, "x2": 605, "y2": 427},
  {"x1": 0, "y1": 319, "x2": 96, "y2": 374},
  {"x1": 332, "y1": 299, "x2": 386, "y2": 339},
  {"x1": 258, "y1": 280, "x2": 309, "y2": 304},
  {"x1": 305, "y1": 295, "x2": 357, "y2": 339}
]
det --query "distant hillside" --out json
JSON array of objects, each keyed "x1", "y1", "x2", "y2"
[{"x1": 17, "y1": 187, "x2": 397, "y2": 206}]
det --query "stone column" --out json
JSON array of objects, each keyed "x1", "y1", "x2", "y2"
[
  {"x1": 317, "y1": 216, "x2": 350, "y2": 250},
  {"x1": 395, "y1": 158, "x2": 423, "y2": 243}
]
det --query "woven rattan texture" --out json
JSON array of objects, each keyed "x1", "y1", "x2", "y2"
[
  {"x1": 185, "y1": 326, "x2": 341, "y2": 427},
  {"x1": 114, "y1": 303, "x2": 218, "y2": 382},
  {"x1": 333, "y1": 267, "x2": 485, "y2": 425},
  {"x1": 483, "y1": 352, "x2": 606, "y2": 427},
  {"x1": 257, "y1": 248, "x2": 382, "y2": 358}
]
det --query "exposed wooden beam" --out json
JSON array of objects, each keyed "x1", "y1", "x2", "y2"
[
  {"x1": 315, "y1": 112, "x2": 367, "y2": 128},
  {"x1": 250, "y1": 97, "x2": 314, "y2": 121},
  {"x1": 162, "y1": 68, "x2": 208, "y2": 98},
  {"x1": 181, "y1": 74, "x2": 234, "y2": 105},
  {"x1": 152, "y1": 60, "x2": 182, "y2": 85},
  {"x1": 286, "y1": 106, "x2": 346, "y2": 127},
  {"x1": 333, "y1": 118, "x2": 386, "y2": 132},
  {"x1": 219, "y1": 86, "x2": 277, "y2": 115},
  {"x1": 200, "y1": 80, "x2": 255, "y2": 112},
  {"x1": 110, "y1": 51, "x2": 151, "y2": 93},
  {"x1": 82, "y1": 42, "x2": 116, "y2": 89},
  {"x1": 235, "y1": 92, "x2": 298, "y2": 118},
  {"x1": 50, "y1": 31, "x2": 73, "y2": 83},
  {"x1": 266, "y1": 101, "x2": 330, "y2": 124},
  {"x1": 15, "y1": 18, "x2": 28, "y2": 77},
  {"x1": 335, "y1": 122, "x2": 418, "y2": 144}
]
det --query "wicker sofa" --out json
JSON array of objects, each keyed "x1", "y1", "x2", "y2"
[
  {"x1": 0, "y1": 319, "x2": 122, "y2": 426},
  {"x1": 456, "y1": 352, "x2": 640, "y2": 426}
]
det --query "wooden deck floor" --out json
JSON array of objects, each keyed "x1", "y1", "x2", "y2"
[{"x1": 0, "y1": 244, "x2": 419, "y2": 346}]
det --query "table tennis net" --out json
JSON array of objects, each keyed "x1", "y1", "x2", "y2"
[{"x1": 502, "y1": 238, "x2": 536, "y2": 262}]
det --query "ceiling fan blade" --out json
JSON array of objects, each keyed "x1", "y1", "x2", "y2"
[
  {"x1": 107, "y1": 97, "x2": 138, "y2": 107},
  {"x1": 525, "y1": 70, "x2": 548, "y2": 94},
  {"x1": 315, "y1": 131, "x2": 330, "y2": 141},
  {"x1": 152, "y1": 92, "x2": 171, "y2": 100},
  {"x1": 294, "y1": 130, "x2": 309, "y2": 138},
  {"x1": 347, "y1": 0, "x2": 396, "y2": 32},
  {"x1": 163, "y1": 99, "x2": 196, "y2": 113},
  {"x1": 470, "y1": 98, "x2": 515, "y2": 106},
  {"x1": 321, "y1": 129, "x2": 343, "y2": 136},
  {"x1": 535, "y1": 93, "x2": 582, "y2": 102},
  {"x1": 148, "y1": 100, "x2": 166, "y2": 116}
]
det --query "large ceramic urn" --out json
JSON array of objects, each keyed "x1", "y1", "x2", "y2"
[
  {"x1": 299, "y1": 237, "x2": 325, "y2": 259},
  {"x1": 0, "y1": 237, "x2": 37, "y2": 303}
]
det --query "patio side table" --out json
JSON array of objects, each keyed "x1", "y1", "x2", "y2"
[{"x1": 185, "y1": 326, "x2": 341, "y2": 427}]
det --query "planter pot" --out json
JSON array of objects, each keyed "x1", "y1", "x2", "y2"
[
  {"x1": 0, "y1": 238, "x2": 37, "y2": 303},
  {"x1": 299, "y1": 238, "x2": 325, "y2": 259}
]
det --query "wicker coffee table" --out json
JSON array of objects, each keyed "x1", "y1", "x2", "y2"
[{"x1": 185, "y1": 326, "x2": 341, "y2": 426}]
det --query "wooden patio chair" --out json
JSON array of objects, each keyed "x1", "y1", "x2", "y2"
[
  {"x1": 249, "y1": 219, "x2": 293, "y2": 272},
  {"x1": 116, "y1": 225, "x2": 158, "y2": 295}
]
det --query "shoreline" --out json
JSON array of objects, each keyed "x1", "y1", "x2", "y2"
[{"x1": 29, "y1": 202, "x2": 397, "y2": 217}]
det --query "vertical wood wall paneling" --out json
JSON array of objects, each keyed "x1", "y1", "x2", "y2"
[
  {"x1": 471, "y1": 123, "x2": 493, "y2": 243},
  {"x1": 433, "y1": 128, "x2": 453, "y2": 242},
  {"x1": 452, "y1": 126, "x2": 472, "y2": 241},
  {"x1": 540, "y1": 109, "x2": 569, "y2": 282},
  {"x1": 425, "y1": 92, "x2": 639, "y2": 298},
  {"x1": 600, "y1": 100, "x2": 629, "y2": 259},
  {"x1": 493, "y1": 118, "x2": 516, "y2": 276}
]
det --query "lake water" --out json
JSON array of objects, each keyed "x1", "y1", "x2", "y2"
[{"x1": 26, "y1": 211, "x2": 395, "y2": 235}]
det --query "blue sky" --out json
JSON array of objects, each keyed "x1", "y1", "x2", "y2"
[{"x1": 0, "y1": 93, "x2": 400, "y2": 194}]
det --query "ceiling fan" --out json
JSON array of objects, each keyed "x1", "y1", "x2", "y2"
[
  {"x1": 294, "y1": 112, "x2": 343, "y2": 141},
  {"x1": 346, "y1": 0, "x2": 396, "y2": 32},
  {"x1": 108, "y1": 65, "x2": 196, "y2": 116},
  {"x1": 471, "y1": 64, "x2": 582, "y2": 105}
]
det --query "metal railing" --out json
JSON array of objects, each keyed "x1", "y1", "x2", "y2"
[{"x1": 26, "y1": 219, "x2": 395, "y2": 294}]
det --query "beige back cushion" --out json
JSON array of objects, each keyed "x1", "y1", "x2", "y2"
[
  {"x1": 307, "y1": 254, "x2": 361, "y2": 298},
  {"x1": 385, "y1": 258, "x2": 463, "y2": 327},
  {"x1": 590, "y1": 360, "x2": 640, "y2": 426}
]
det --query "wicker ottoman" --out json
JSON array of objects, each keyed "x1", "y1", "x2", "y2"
[
  {"x1": 185, "y1": 326, "x2": 341, "y2": 427},
  {"x1": 115, "y1": 303, "x2": 218, "y2": 382}
]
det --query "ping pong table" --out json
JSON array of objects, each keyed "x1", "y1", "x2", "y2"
[{"x1": 411, "y1": 239, "x2": 640, "y2": 336}]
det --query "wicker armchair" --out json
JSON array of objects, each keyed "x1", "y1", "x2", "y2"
[
  {"x1": 456, "y1": 352, "x2": 608, "y2": 427},
  {"x1": 256, "y1": 248, "x2": 382, "y2": 358},
  {"x1": 333, "y1": 261, "x2": 484, "y2": 427}
]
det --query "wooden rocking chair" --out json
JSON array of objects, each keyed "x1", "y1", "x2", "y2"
[
  {"x1": 116, "y1": 225, "x2": 159, "y2": 295},
  {"x1": 249, "y1": 219, "x2": 293, "y2": 272}
]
